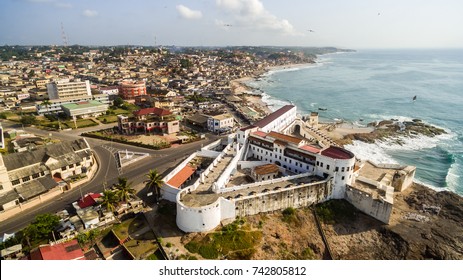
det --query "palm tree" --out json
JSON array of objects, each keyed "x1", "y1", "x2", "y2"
[
  {"x1": 144, "y1": 169, "x2": 164, "y2": 201},
  {"x1": 101, "y1": 190, "x2": 118, "y2": 212},
  {"x1": 114, "y1": 177, "x2": 135, "y2": 203},
  {"x1": 40, "y1": 99, "x2": 51, "y2": 114}
]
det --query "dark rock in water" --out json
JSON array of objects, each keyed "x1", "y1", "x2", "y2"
[{"x1": 412, "y1": 119, "x2": 422, "y2": 123}]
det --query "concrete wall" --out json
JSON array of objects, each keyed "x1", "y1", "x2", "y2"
[
  {"x1": 176, "y1": 188, "x2": 223, "y2": 232},
  {"x1": 234, "y1": 179, "x2": 332, "y2": 217},
  {"x1": 345, "y1": 185, "x2": 392, "y2": 224},
  {"x1": 176, "y1": 177, "x2": 333, "y2": 233},
  {"x1": 215, "y1": 144, "x2": 243, "y2": 191}
]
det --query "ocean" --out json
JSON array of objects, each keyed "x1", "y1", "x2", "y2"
[{"x1": 247, "y1": 49, "x2": 463, "y2": 195}]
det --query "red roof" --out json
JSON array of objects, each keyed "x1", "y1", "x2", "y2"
[
  {"x1": 300, "y1": 145, "x2": 320, "y2": 154},
  {"x1": 134, "y1": 107, "x2": 171, "y2": 117},
  {"x1": 31, "y1": 239, "x2": 85, "y2": 260},
  {"x1": 77, "y1": 193, "x2": 102, "y2": 209},
  {"x1": 251, "y1": 131, "x2": 267, "y2": 138},
  {"x1": 167, "y1": 165, "x2": 196, "y2": 188},
  {"x1": 253, "y1": 105, "x2": 294, "y2": 129},
  {"x1": 321, "y1": 146, "x2": 355, "y2": 160}
]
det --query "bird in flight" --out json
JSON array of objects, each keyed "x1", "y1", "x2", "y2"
[
  {"x1": 308, "y1": 29, "x2": 315, "y2": 32},
  {"x1": 378, "y1": 12, "x2": 381, "y2": 16},
  {"x1": 224, "y1": 24, "x2": 233, "y2": 27}
]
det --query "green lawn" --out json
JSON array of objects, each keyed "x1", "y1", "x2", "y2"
[
  {"x1": 97, "y1": 115, "x2": 119, "y2": 123},
  {"x1": 63, "y1": 119, "x2": 98, "y2": 129}
]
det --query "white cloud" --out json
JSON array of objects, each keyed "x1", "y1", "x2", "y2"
[
  {"x1": 176, "y1": 5, "x2": 203, "y2": 20},
  {"x1": 82, "y1": 9, "x2": 98, "y2": 17},
  {"x1": 216, "y1": 0, "x2": 300, "y2": 35}
]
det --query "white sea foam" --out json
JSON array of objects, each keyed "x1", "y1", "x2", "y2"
[{"x1": 344, "y1": 141, "x2": 397, "y2": 164}]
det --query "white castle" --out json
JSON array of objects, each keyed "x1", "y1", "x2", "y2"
[{"x1": 161, "y1": 105, "x2": 415, "y2": 232}]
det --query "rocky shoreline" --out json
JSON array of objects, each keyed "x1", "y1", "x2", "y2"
[{"x1": 340, "y1": 118, "x2": 447, "y2": 145}]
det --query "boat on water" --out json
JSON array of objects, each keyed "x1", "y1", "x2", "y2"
[
  {"x1": 413, "y1": 95, "x2": 417, "y2": 101},
  {"x1": 318, "y1": 107, "x2": 327, "y2": 111}
]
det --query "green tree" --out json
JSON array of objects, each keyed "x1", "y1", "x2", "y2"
[
  {"x1": 114, "y1": 177, "x2": 135, "y2": 203},
  {"x1": 76, "y1": 232, "x2": 89, "y2": 246},
  {"x1": 19, "y1": 114, "x2": 37, "y2": 126},
  {"x1": 101, "y1": 190, "x2": 118, "y2": 212},
  {"x1": 113, "y1": 97, "x2": 124, "y2": 107},
  {"x1": 144, "y1": 169, "x2": 164, "y2": 201},
  {"x1": 40, "y1": 99, "x2": 51, "y2": 114},
  {"x1": 22, "y1": 213, "x2": 60, "y2": 246}
]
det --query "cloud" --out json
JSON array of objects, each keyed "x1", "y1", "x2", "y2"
[
  {"x1": 82, "y1": 9, "x2": 98, "y2": 17},
  {"x1": 176, "y1": 5, "x2": 203, "y2": 20},
  {"x1": 216, "y1": 0, "x2": 300, "y2": 35}
]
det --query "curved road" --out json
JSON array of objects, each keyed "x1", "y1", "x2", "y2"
[{"x1": 0, "y1": 121, "x2": 220, "y2": 236}]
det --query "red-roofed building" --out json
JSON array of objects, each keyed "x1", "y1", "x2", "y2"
[
  {"x1": 133, "y1": 107, "x2": 172, "y2": 120},
  {"x1": 166, "y1": 165, "x2": 196, "y2": 188},
  {"x1": 321, "y1": 146, "x2": 355, "y2": 160},
  {"x1": 117, "y1": 106, "x2": 180, "y2": 135},
  {"x1": 30, "y1": 239, "x2": 85, "y2": 260},
  {"x1": 77, "y1": 193, "x2": 102, "y2": 209}
]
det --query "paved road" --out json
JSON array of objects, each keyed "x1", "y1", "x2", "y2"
[{"x1": 0, "y1": 120, "x2": 220, "y2": 236}]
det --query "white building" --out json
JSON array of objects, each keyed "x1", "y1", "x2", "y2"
[
  {"x1": 47, "y1": 79, "x2": 92, "y2": 100},
  {"x1": 207, "y1": 113, "x2": 235, "y2": 133}
]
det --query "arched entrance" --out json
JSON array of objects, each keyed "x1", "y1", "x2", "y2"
[{"x1": 294, "y1": 124, "x2": 301, "y2": 135}]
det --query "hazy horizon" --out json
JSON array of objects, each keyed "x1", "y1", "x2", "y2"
[{"x1": 1, "y1": 0, "x2": 462, "y2": 49}]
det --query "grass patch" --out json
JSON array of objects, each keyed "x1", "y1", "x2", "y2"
[
  {"x1": 97, "y1": 115, "x2": 118, "y2": 123},
  {"x1": 185, "y1": 220, "x2": 262, "y2": 260},
  {"x1": 63, "y1": 118, "x2": 98, "y2": 129},
  {"x1": 281, "y1": 207, "x2": 298, "y2": 224},
  {"x1": 316, "y1": 200, "x2": 357, "y2": 224}
]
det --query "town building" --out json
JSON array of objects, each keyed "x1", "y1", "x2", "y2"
[
  {"x1": 47, "y1": 79, "x2": 92, "y2": 100},
  {"x1": 30, "y1": 239, "x2": 85, "y2": 260},
  {"x1": 61, "y1": 100, "x2": 109, "y2": 118},
  {"x1": 117, "y1": 107, "x2": 180, "y2": 135},
  {"x1": 0, "y1": 139, "x2": 94, "y2": 212},
  {"x1": 119, "y1": 80, "x2": 147, "y2": 99},
  {"x1": 207, "y1": 113, "x2": 235, "y2": 133}
]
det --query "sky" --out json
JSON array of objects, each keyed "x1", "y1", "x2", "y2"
[{"x1": 1, "y1": 0, "x2": 462, "y2": 49}]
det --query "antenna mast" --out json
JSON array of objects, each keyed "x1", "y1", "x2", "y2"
[{"x1": 61, "y1": 22, "x2": 68, "y2": 47}]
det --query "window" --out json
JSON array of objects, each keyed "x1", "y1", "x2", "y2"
[
  {"x1": 316, "y1": 161, "x2": 319, "y2": 166},
  {"x1": 341, "y1": 167, "x2": 345, "y2": 172},
  {"x1": 0, "y1": 185, "x2": 3, "y2": 190},
  {"x1": 32, "y1": 173, "x2": 40, "y2": 179},
  {"x1": 22, "y1": 176, "x2": 30, "y2": 182},
  {"x1": 326, "y1": 165, "x2": 330, "y2": 171},
  {"x1": 41, "y1": 171, "x2": 45, "y2": 176},
  {"x1": 346, "y1": 166, "x2": 349, "y2": 171},
  {"x1": 335, "y1": 167, "x2": 339, "y2": 172},
  {"x1": 61, "y1": 166, "x2": 67, "y2": 171},
  {"x1": 12, "y1": 179, "x2": 20, "y2": 185},
  {"x1": 69, "y1": 164, "x2": 74, "y2": 168},
  {"x1": 320, "y1": 162, "x2": 324, "y2": 167},
  {"x1": 342, "y1": 176, "x2": 345, "y2": 180}
]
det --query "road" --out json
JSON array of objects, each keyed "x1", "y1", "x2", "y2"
[{"x1": 0, "y1": 120, "x2": 220, "y2": 236}]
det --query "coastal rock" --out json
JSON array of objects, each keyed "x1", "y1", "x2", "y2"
[{"x1": 340, "y1": 119, "x2": 446, "y2": 146}]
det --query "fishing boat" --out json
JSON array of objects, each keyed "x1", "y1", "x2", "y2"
[{"x1": 318, "y1": 107, "x2": 327, "y2": 111}]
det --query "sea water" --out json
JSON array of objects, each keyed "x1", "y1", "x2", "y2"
[{"x1": 248, "y1": 49, "x2": 463, "y2": 195}]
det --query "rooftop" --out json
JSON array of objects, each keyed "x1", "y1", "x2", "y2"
[
  {"x1": 254, "y1": 164, "x2": 280, "y2": 175},
  {"x1": 134, "y1": 107, "x2": 172, "y2": 117},
  {"x1": 267, "y1": 131, "x2": 303, "y2": 145},
  {"x1": 321, "y1": 146, "x2": 355, "y2": 160},
  {"x1": 61, "y1": 100, "x2": 105, "y2": 110},
  {"x1": 166, "y1": 165, "x2": 196, "y2": 188},
  {"x1": 253, "y1": 105, "x2": 294, "y2": 129},
  {"x1": 30, "y1": 239, "x2": 85, "y2": 260}
]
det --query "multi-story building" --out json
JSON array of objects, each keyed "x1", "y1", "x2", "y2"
[
  {"x1": 61, "y1": 100, "x2": 109, "y2": 118},
  {"x1": 47, "y1": 79, "x2": 92, "y2": 100},
  {"x1": 117, "y1": 107, "x2": 180, "y2": 135},
  {"x1": 207, "y1": 113, "x2": 235, "y2": 133},
  {"x1": 38, "y1": 79, "x2": 93, "y2": 114},
  {"x1": 119, "y1": 81, "x2": 146, "y2": 99}
]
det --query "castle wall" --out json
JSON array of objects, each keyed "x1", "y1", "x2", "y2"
[
  {"x1": 234, "y1": 180, "x2": 332, "y2": 217},
  {"x1": 345, "y1": 185, "x2": 392, "y2": 224}
]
